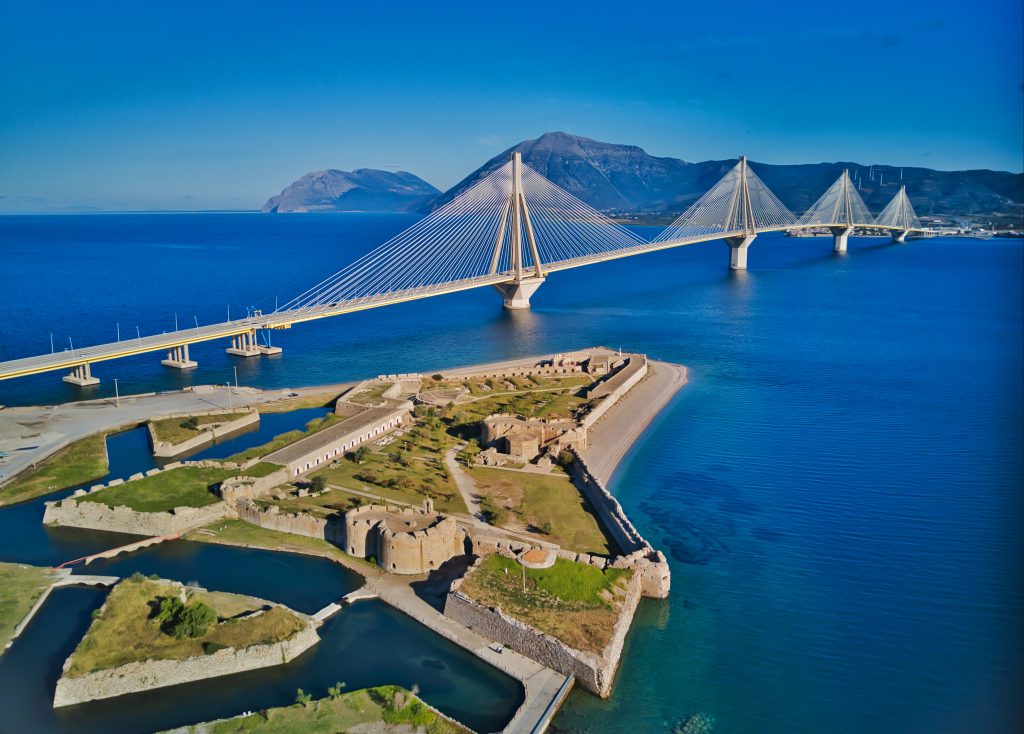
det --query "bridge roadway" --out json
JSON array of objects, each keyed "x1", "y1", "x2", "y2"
[{"x1": 0, "y1": 223, "x2": 925, "y2": 383}]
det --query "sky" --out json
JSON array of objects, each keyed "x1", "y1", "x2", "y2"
[{"x1": 0, "y1": 0, "x2": 1021, "y2": 212}]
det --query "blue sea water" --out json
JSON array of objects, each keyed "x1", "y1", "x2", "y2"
[{"x1": 0, "y1": 214, "x2": 1020, "y2": 733}]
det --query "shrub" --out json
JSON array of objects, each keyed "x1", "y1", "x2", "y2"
[
  {"x1": 556, "y1": 450, "x2": 575, "y2": 469},
  {"x1": 327, "y1": 681, "x2": 346, "y2": 699},
  {"x1": 309, "y1": 475, "x2": 328, "y2": 492},
  {"x1": 351, "y1": 446, "x2": 369, "y2": 464},
  {"x1": 203, "y1": 641, "x2": 229, "y2": 655},
  {"x1": 155, "y1": 596, "x2": 184, "y2": 624},
  {"x1": 169, "y1": 601, "x2": 217, "y2": 639},
  {"x1": 295, "y1": 688, "x2": 312, "y2": 707},
  {"x1": 431, "y1": 374, "x2": 443, "y2": 382},
  {"x1": 180, "y1": 417, "x2": 199, "y2": 431}
]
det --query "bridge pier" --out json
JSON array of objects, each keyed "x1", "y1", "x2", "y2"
[
  {"x1": 830, "y1": 226, "x2": 854, "y2": 253},
  {"x1": 725, "y1": 235, "x2": 756, "y2": 270},
  {"x1": 63, "y1": 363, "x2": 99, "y2": 386},
  {"x1": 161, "y1": 343, "x2": 198, "y2": 370},
  {"x1": 892, "y1": 229, "x2": 911, "y2": 243},
  {"x1": 493, "y1": 276, "x2": 545, "y2": 310},
  {"x1": 226, "y1": 329, "x2": 260, "y2": 357}
]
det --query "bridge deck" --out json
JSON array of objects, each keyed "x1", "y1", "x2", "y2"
[{"x1": 0, "y1": 224, "x2": 926, "y2": 382}]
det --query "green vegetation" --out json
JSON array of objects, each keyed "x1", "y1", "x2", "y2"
[
  {"x1": 467, "y1": 467, "x2": 614, "y2": 555},
  {"x1": 0, "y1": 562, "x2": 58, "y2": 649},
  {"x1": 241, "y1": 462, "x2": 282, "y2": 478},
  {"x1": 155, "y1": 596, "x2": 218, "y2": 638},
  {"x1": 226, "y1": 414, "x2": 344, "y2": 463},
  {"x1": 66, "y1": 576, "x2": 307, "y2": 676},
  {"x1": 0, "y1": 433, "x2": 108, "y2": 506},
  {"x1": 185, "y1": 519, "x2": 377, "y2": 572},
  {"x1": 459, "y1": 554, "x2": 631, "y2": 653},
  {"x1": 309, "y1": 414, "x2": 466, "y2": 513},
  {"x1": 149, "y1": 412, "x2": 250, "y2": 446},
  {"x1": 173, "y1": 685, "x2": 468, "y2": 734},
  {"x1": 80, "y1": 466, "x2": 233, "y2": 512}
]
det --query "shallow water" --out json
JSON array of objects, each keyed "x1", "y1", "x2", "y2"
[{"x1": 0, "y1": 214, "x2": 1020, "y2": 733}]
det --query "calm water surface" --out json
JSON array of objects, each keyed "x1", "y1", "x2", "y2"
[{"x1": 0, "y1": 214, "x2": 1020, "y2": 733}]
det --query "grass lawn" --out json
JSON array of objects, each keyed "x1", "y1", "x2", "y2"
[
  {"x1": 79, "y1": 466, "x2": 233, "y2": 512},
  {"x1": 467, "y1": 467, "x2": 615, "y2": 555},
  {"x1": 226, "y1": 414, "x2": 344, "y2": 463},
  {"x1": 149, "y1": 412, "x2": 251, "y2": 445},
  {"x1": 66, "y1": 576, "x2": 308, "y2": 677},
  {"x1": 255, "y1": 487, "x2": 361, "y2": 519},
  {"x1": 185, "y1": 519, "x2": 377, "y2": 573},
  {"x1": 0, "y1": 562, "x2": 58, "y2": 649},
  {"x1": 241, "y1": 462, "x2": 282, "y2": 478},
  {"x1": 0, "y1": 433, "x2": 108, "y2": 507},
  {"x1": 309, "y1": 416, "x2": 467, "y2": 514},
  {"x1": 459, "y1": 554, "x2": 631, "y2": 654},
  {"x1": 171, "y1": 685, "x2": 468, "y2": 734}
]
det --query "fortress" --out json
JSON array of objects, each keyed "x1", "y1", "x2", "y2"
[{"x1": 344, "y1": 502, "x2": 465, "y2": 575}]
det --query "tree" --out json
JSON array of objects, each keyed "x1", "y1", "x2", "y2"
[
  {"x1": 556, "y1": 450, "x2": 575, "y2": 469},
  {"x1": 309, "y1": 475, "x2": 328, "y2": 492},
  {"x1": 327, "y1": 681, "x2": 346, "y2": 699},
  {"x1": 170, "y1": 601, "x2": 217, "y2": 639},
  {"x1": 155, "y1": 596, "x2": 183, "y2": 624},
  {"x1": 352, "y1": 445, "x2": 369, "y2": 464},
  {"x1": 295, "y1": 688, "x2": 312, "y2": 707},
  {"x1": 431, "y1": 374, "x2": 443, "y2": 382}
]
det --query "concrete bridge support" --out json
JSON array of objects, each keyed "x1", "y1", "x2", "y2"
[
  {"x1": 226, "y1": 330, "x2": 261, "y2": 357},
  {"x1": 892, "y1": 229, "x2": 910, "y2": 243},
  {"x1": 725, "y1": 235, "x2": 756, "y2": 270},
  {"x1": 494, "y1": 276, "x2": 545, "y2": 310},
  {"x1": 161, "y1": 343, "x2": 198, "y2": 370},
  {"x1": 830, "y1": 226, "x2": 854, "y2": 253},
  {"x1": 63, "y1": 363, "x2": 99, "y2": 386}
]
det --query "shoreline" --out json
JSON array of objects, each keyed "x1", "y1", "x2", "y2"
[{"x1": 0, "y1": 348, "x2": 685, "y2": 500}]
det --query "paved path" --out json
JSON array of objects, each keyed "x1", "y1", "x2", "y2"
[
  {"x1": 583, "y1": 360, "x2": 688, "y2": 485},
  {"x1": 367, "y1": 574, "x2": 571, "y2": 734},
  {"x1": 444, "y1": 444, "x2": 484, "y2": 521}
]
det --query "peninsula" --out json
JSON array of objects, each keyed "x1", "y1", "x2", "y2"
[{"x1": 0, "y1": 347, "x2": 686, "y2": 732}]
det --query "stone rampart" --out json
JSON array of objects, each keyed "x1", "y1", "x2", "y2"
[
  {"x1": 149, "y1": 410, "x2": 260, "y2": 458},
  {"x1": 444, "y1": 561, "x2": 643, "y2": 697},
  {"x1": 219, "y1": 467, "x2": 289, "y2": 504},
  {"x1": 42, "y1": 497, "x2": 231, "y2": 536},
  {"x1": 235, "y1": 500, "x2": 344, "y2": 545},
  {"x1": 580, "y1": 356, "x2": 648, "y2": 430},
  {"x1": 53, "y1": 619, "x2": 319, "y2": 707},
  {"x1": 344, "y1": 504, "x2": 464, "y2": 574}
]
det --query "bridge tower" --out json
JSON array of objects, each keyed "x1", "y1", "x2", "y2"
[
  {"x1": 829, "y1": 170, "x2": 859, "y2": 253},
  {"x1": 491, "y1": 152, "x2": 546, "y2": 309},
  {"x1": 799, "y1": 169, "x2": 872, "y2": 254},
  {"x1": 876, "y1": 185, "x2": 920, "y2": 243},
  {"x1": 724, "y1": 156, "x2": 758, "y2": 270}
]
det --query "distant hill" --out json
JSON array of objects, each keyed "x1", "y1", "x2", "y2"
[
  {"x1": 424, "y1": 132, "x2": 1023, "y2": 225},
  {"x1": 262, "y1": 169, "x2": 439, "y2": 213}
]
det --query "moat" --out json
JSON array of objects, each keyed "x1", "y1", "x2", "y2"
[{"x1": 1, "y1": 348, "x2": 682, "y2": 733}]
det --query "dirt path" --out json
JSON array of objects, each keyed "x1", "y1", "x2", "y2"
[{"x1": 444, "y1": 445, "x2": 483, "y2": 521}]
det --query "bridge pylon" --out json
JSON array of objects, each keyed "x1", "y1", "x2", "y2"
[
  {"x1": 653, "y1": 155, "x2": 795, "y2": 270},
  {"x1": 491, "y1": 151, "x2": 545, "y2": 309},
  {"x1": 876, "y1": 185, "x2": 920, "y2": 242},
  {"x1": 798, "y1": 169, "x2": 873, "y2": 253}
]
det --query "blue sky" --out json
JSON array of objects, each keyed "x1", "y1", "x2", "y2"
[{"x1": 1, "y1": 0, "x2": 1021, "y2": 211}]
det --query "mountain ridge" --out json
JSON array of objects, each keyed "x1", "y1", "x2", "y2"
[{"x1": 262, "y1": 168, "x2": 439, "y2": 213}]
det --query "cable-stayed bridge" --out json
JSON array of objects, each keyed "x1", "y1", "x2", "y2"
[{"x1": 0, "y1": 153, "x2": 928, "y2": 385}]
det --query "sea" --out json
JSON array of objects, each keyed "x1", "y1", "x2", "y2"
[{"x1": 0, "y1": 213, "x2": 1020, "y2": 734}]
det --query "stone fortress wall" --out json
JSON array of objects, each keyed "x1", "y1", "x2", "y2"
[
  {"x1": 579, "y1": 355, "x2": 648, "y2": 429},
  {"x1": 445, "y1": 557, "x2": 645, "y2": 698},
  {"x1": 53, "y1": 580, "x2": 319, "y2": 707},
  {"x1": 345, "y1": 503, "x2": 465, "y2": 575},
  {"x1": 148, "y1": 409, "x2": 260, "y2": 458},
  {"x1": 42, "y1": 459, "x2": 277, "y2": 537}
]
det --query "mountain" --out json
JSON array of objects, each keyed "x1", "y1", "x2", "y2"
[
  {"x1": 425, "y1": 132, "x2": 1023, "y2": 225},
  {"x1": 262, "y1": 169, "x2": 439, "y2": 213}
]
